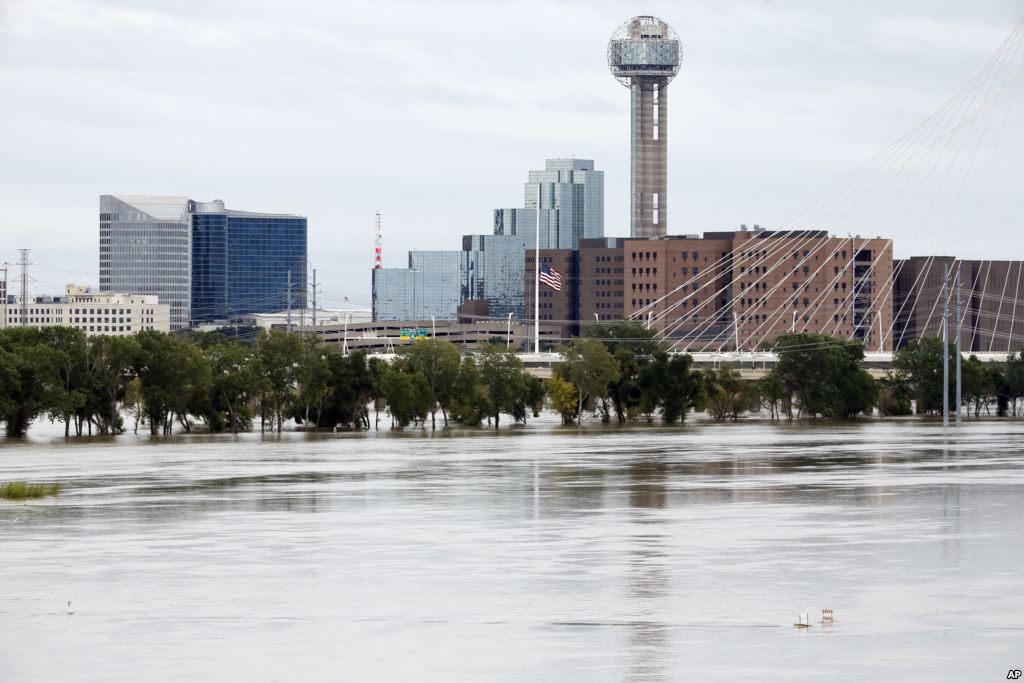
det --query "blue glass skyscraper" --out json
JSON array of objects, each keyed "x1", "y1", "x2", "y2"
[{"x1": 190, "y1": 199, "x2": 307, "y2": 325}]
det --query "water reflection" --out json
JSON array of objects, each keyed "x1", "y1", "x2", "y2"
[{"x1": 625, "y1": 460, "x2": 669, "y2": 682}]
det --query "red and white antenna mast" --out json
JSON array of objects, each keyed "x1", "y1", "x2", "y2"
[{"x1": 373, "y1": 211, "x2": 383, "y2": 270}]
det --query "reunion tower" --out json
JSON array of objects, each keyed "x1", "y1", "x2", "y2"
[{"x1": 608, "y1": 16, "x2": 682, "y2": 238}]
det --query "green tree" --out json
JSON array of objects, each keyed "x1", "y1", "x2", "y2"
[
  {"x1": 585, "y1": 321, "x2": 666, "y2": 422},
  {"x1": 208, "y1": 341, "x2": 264, "y2": 433},
  {"x1": 256, "y1": 330, "x2": 303, "y2": 432},
  {"x1": 133, "y1": 330, "x2": 211, "y2": 434},
  {"x1": 1003, "y1": 352, "x2": 1024, "y2": 416},
  {"x1": 877, "y1": 371, "x2": 913, "y2": 417},
  {"x1": 757, "y1": 371, "x2": 786, "y2": 421},
  {"x1": 639, "y1": 352, "x2": 703, "y2": 423},
  {"x1": 0, "y1": 328, "x2": 63, "y2": 437},
  {"x1": 773, "y1": 333, "x2": 876, "y2": 418},
  {"x1": 476, "y1": 345, "x2": 529, "y2": 429},
  {"x1": 405, "y1": 339, "x2": 462, "y2": 429},
  {"x1": 556, "y1": 339, "x2": 620, "y2": 426},
  {"x1": 294, "y1": 337, "x2": 333, "y2": 431},
  {"x1": 893, "y1": 336, "x2": 957, "y2": 415},
  {"x1": 379, "y1": 361, "x2": 432, "y2": 430},
  {"x1": 448, "y1": 356, "x2": 489, "y2": 426},
  {"x1": 703, "y1": 367, "x2": 754, "y2": 421},
  {"x1": 515, "y1": 375, "x2": 546, "y2": 424},
  {"x1": 41, "y1": 327, "x2": 90, "y2": 437},
  {"x1": 319, "y1": 351, "x2": 374, "y2": 429},
  {"x1": 87, "y1": 335, "x2": 140, "y2": 435},
  {"x1": 960, "y1": 354, "x2": 995, "y2": 417},
  {"x1": 546, "y1": 374, "x2": 578, "y2": 425}
]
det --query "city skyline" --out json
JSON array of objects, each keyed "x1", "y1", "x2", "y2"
[{"x1": 1, "y1": 1, "x2": 1021, "y2": 306}]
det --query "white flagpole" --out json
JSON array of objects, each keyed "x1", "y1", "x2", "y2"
[{"x1": 534, "y1": 182, "x2": 541, "y2": 354}]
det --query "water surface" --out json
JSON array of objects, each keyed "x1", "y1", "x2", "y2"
[{"x1": 2, "y1": 417, "x2": 1022, "y2": 681}]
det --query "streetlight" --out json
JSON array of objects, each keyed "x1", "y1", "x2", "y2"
[
  {"x1": 342, "y1": 313, "x2": 351, "y2": 356},
  {"x1": 507, "y1": 312, "x2": 513, "y2": 350}
]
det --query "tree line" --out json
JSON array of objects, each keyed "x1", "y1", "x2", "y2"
[
  {"x1": 548, "y1": 325, "x2": 1024, "y2": 423},
  {"x1": 0, "y1": 327, "x2": 545, "y2": 437},
  {"x1": 2, "y1": 324, "x2": 1024, "y2": 438}
]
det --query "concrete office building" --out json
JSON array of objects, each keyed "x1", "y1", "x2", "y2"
[
  {"x1": 3, "y1": 284, "x2": 169, "y2": 336},
  {"x1": 608, "y1": 16, "x2": 682, "y2": 238},
  {"x1": 100, "y1": 195, "x2": 191, "y2": 330}
]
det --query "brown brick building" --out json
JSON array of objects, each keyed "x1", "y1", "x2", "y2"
[{"x1": 525, "y1": 228, "x2": 895, "y2": 351}]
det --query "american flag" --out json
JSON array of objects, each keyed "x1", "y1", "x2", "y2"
[{"x1": 540, "y1": 262, "x2": 562, "y2": 291}]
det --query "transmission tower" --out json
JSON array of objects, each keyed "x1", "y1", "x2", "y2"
[
  {"x1": 374, "y1": 211, "x2": 383, "y2": 270},
  {"x1": 18, "y1": 249, "x2": 31, "y2": 327}
]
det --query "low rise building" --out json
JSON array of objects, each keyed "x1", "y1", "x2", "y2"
[{"x1": 3, "y1": 284, "x2": 170, "y2": 336}]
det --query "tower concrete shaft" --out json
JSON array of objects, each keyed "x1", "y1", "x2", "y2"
[{"x1": 631, "y1": 76, "x2": 668, "y2": 238}]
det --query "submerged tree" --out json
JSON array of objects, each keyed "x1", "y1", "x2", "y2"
[
  {"x1": 772, "y1": 332, "x2": 877, "y2": 418},
  {"x1": 893, "y1": 336, "x2": 957, "y2": 415},
  {"x1": 555, "y1": 339, "x2": 620, "y2": 426}
]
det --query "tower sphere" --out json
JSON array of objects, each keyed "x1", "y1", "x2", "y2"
[{"x1": 607, "y1": 15, "x2": 682, "y2": 88}]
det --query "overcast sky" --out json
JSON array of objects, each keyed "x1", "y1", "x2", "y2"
[{"x1": 1, "y1": 0, "x2": 1021, "y2": 306}]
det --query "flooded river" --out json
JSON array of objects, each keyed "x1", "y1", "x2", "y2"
[{"x1": 2, "y1": 417, "x2": 1023, "y2": 681}]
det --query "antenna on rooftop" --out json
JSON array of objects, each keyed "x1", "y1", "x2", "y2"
[{"x1": 374, "y1": 211, "x2": 383, "y2": 270}]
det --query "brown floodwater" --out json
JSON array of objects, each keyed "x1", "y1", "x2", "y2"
[{"x1": 1, "y1": 415, "x2": 1022, "y2": 681}]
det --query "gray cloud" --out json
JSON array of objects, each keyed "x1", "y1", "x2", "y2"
[{"x1": 0, "y1": 0, "x2": 1021, "y2": 302}]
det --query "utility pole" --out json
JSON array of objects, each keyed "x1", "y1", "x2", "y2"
[
  {"x1": 956, "y1": 265, "x2": 962, "y2": 428},
  {"x1": 18, "y1": 249, "x2": 31, "y2": 327},
  {"x1": 286, "y1": 268, "x2": 292, "y2": 334},
  {"x1": 878, "y1": 311, "x2": 884, "y2": 353},
  {"x1": 311, "y1": 268, "x2": 318, "y2": 329},
  {"x1": 533, "y1": 185, "x2": 540, "y2": 355},
  {"x1": 942, "y1": 263, "x2": 950, "y2": 430}
]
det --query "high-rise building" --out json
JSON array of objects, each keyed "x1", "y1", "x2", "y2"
[
  {"x1": 372, "y1": 159, "x2": 604, "y2": 322},
  {"x1": 190, "y1": 200, "x2": 307, "y2": 325},
  {"x1": 100, "y1": 195, "x2": 191, "y2": 330},
  {"x1": 100, "y1": 195, "x2": 307, "y2": 329},
  {"x1": 608, "y1": 16, "x2": 682, "y2": 239}
]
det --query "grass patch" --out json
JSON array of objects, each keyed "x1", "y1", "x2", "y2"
[{"x1": 0, "y1": 481, "x2": 61, "y2": 500}]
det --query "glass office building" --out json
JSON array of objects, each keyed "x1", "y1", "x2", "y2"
[
  {"x1": 100, "y1": 195, "x2": 192, "y2": 330},
  {"x1": 190, "y1": 200, "x2": 307, "y2": 325},
  {"x1": 371, "y1": 158, "x2": 604, "y2": 322},
  {"x1": 460, "y1": 233, "x2": 531, "y2": 319},
  {"x1": 372, "y1": 251, "x2": 462, "y2": 321},
  {"x1": 100, "y1": 195, "x2": 306, "y2": 329}
]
